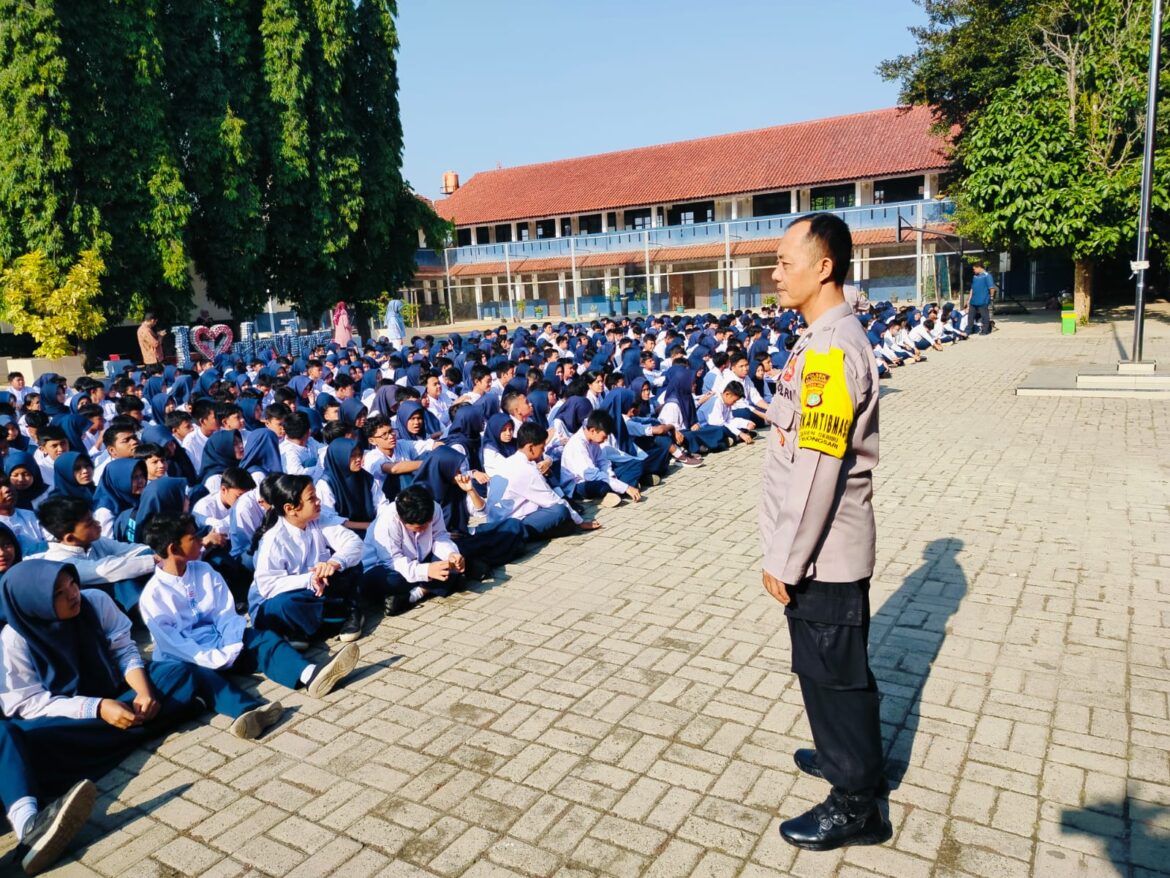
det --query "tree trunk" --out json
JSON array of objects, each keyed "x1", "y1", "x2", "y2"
[{"x1": 1074, "y1": 258, "x2": 1094, "y2": 324}]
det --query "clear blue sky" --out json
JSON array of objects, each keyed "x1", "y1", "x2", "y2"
[{"x1": 397, "y1": 0, "x2": 929, "y2": 201}]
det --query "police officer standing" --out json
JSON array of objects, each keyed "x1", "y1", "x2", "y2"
[{"x1": 759, "y1": 213, "x2": 890, "y2": 850}]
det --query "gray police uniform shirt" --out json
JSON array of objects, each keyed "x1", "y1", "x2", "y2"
[{"x1": 759, "y1": 300, "x2": 879, "y2": 585}]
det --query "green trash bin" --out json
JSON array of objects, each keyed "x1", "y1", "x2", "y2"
[{"x1": 1061, "y1": 310, "x2": 1077, "y2": 335}]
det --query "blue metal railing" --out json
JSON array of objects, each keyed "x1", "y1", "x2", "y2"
[{"x1": 419, "y1": 199, "x2": 955, "y2": 270}]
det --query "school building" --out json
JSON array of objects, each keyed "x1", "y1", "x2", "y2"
[{"x1": 411, "y1": 105, "x2": 967, "y2": 322}]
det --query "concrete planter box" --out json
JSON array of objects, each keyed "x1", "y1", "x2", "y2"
[{"x1": 3, "y1": 356, "x2": 88, "y2": 383}]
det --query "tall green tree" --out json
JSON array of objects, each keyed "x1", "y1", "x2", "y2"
[
  {"x1": 0, "y1": 0, "x2": 441, "y2": 337},
  {"x1": 882, "y1": 0, "x2": 1169, "y2": 320}
]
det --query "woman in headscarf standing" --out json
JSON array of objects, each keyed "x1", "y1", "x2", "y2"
[
  {"x1": 332, "y1": 301, "x2": 353, "y2": 349},
  {"x1": 385, "y1": 297, "x2": 406, "y2": 349}
]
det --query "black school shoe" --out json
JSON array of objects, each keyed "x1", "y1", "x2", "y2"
[
  {"x1": 793, "y1": 750, "x2": 891, "y2": 796},
  {"x1": 779, "y1": 789, "x2": 892, "y2": 851},
  {"x1": 337, "y1": 607, "x2": 364, "y2": 643},
  {"x1": 20, "y1": 779, "x2": 97, "y2": 875}
]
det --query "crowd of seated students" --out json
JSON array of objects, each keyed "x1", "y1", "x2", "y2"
[
  {"x1": 852, "y1": 291, "x2": 983, "y2": 378},
  {"x1": 0, "y1": 296, "x2": 974, "y2": 871}
]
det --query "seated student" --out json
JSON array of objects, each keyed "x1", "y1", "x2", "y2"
[
  {"x1": 35, "y1": 496, "x2": 155, "y2": 614},
  {"x1": 0, "y1": 476, "x2": 50, "y2": 557},
  {"x1": 316, "y1": 438, "x2": 375, "y2": 532},
  {"x1": 361, "y1": 484, "x2": 465, "y2": 615},
  {"x1": 658, "y1": 365, "x2": 731, "y2": 455},
  {"x1": 4, "y1": 452, "x2": 50, "y2": 512},
  {"x1": 558, "y1": 410, "x2": 643, "y2": 508},
  {"x1": 395, "y1": 399, "x2": 441, "y2": 454},
  {"x1": 33, "y1": 426, "x2": 67, "y2": 489},
  {"x1": 726, "y1": 353, "x2": 770, "y2": 427},
  {"x1": 602, "y1": 388, "x2": 695, "y2": 479},
  {"x1": 250, "y1": 474, "x2": 365, "y2": 646},
  {"x1": 0, "y1": 560, "x2": 213, "y2": 860},
  {"x1": 182, "y1": 400, "x2": 219, "y2": 472},
  {"x1": 141, "y1": 423, "x2": 198, "y2": 486},
  {"x1": 92, "y1": 458, "x2": 146, "y2": 541},
  {"x1": 481, "y1": 413, "x2": 518, "y2": 479},
  {"x1": 92, "y1": 424, "x2": 139, "y2": 484},
  {"x1": 138, "y1": 515, "x2": 359, "y2": 734},
  {"x1": 908, "y1": 318, "x2": 945, "y2": 352},
  {"x1": 133, "y1": 443, "x2": 169, "y2": 482},
  {"x1": 413, "y1": 447, "x2": 526, "y2": 580},
  {"x1": 279, "y1": 411, "x2": 324, "y2": 479},
  {"x1": 706, "y1": 380, "x2": 756, "y2": 446},
  {"x1": 493, "y1": 422, "x2": 600, "y2": 541},
  {"x1": 362, "y1": 414, "x2": 422, "y2": 504}
]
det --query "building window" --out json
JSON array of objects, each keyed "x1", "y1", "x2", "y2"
[
  {"x1": 752, "y1": 191, "x2": 791, "y2": 217},
  {"x1": 625, "y1": 208, "x2": 652, "y2": 230},
  {"x1": 667, "y1": 201, "x2": 714, "y2": 226},
  {"x1": 535, "y1": 219, "x2": 556, "y2": 239},
  {"x1": 494, "y1": 224, "x2": 512, "y2": 243},
  {"x1": 579, "y1": 214, "x2": 602, "y2": 235},
  {"x1": 456, "y1": 228, "x2": 472, "y2": 247},
  {"x1": 810, "y1": 184, "x2": 855, "y2": 211},
  {"x1": 606, "y1": 212, "x2": 617, "y2": 232},
  {"x1": 560, "y1": 218, "x2": 572, "y2": 236},
  {"x1": 517, "y1": 224, "x2": 530, "y2": 241},
  {"x1": 873, "y1": 175, "x2": 924, "y2": 205}
]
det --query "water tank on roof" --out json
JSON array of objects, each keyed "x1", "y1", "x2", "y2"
[{"x1": 441, "y1": 171, "x2": 460, "y2": 195}]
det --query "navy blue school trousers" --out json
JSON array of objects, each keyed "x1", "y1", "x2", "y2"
[
  {"x1": 453, "y1": 518, "x2": 526, "y2": 569},
  {"x1": 0, "y1": 719, "x2": 35, "y2": 814},
  {"x1": 2, "y1": 661, "x2": 208, "y2": 801},
  {"x1": 518, "y1": 504, "x2": 575, "y2": 541},
  {"x1": 680, "y1": 424, "x2": 728, "y2": 454},
  {"x1": 610, "y1": 457, "x2": 644, "y2": 488},
  {"x1": 633, "y1": 434, "x2": 674, "y2": 477},
  {"x1": 571, "y1": 480, "x2": 613, "y2": 500},
  {"x1": 251, "y1": 566, "x2": 363, "y2": 641},
  {"x1": 733, "y1": 407, "x2": 768, "y2": 428}
]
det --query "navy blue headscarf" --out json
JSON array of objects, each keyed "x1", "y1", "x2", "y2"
[
  {"x1": 527, "y1": 388, "x2": 551, "y2": 430},
  {"x1": 94, "y1": 458, "x2": 143, "y2": 516},
  {"x1": 240, "y1": 427, "x2": 282, "y2": 475},
  {"x1": 482, "y1": 413, "x2": 517, "y2": 459},
  {"x1": 321, "y1": 438, "x2": 374, "y2": 522},
  {"x1": 0, "y1": 559, "x2": 123, "y2": 698},
  {"x1": 413, "y1": 445, "x2": 470, "y2": 535},
  {"x1": 662, "y1": 365, "x2": 698, "y2": 428},
  {"x1": 445, "y1": 405, "x2": 484, "y2": 470},
  {"x1": 4, "y1": 451, "x2": 48, "y2": 510},
  {"x1": 49, "y1": 452, "x2": 95, "y2": 501},
  {"x1": 601, "y1": 388, "x2": 637, "y2": 455},
  {"x1": 555, "y1": 396, "x2": 593, "y2": 434},
  {"x1": 198, "y1": 430, "x2": 240, "y2": 481}
]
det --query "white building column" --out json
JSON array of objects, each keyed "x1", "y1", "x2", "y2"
[
  {"x1": 791, "y1": 189, "x2": 800, "y2": 213},
  {"x1": 557, "y1": 271, "x2": 567, "y2": 315},
  {"x1": 554, "y1": 219, "x2": 562, "y2": 238}
]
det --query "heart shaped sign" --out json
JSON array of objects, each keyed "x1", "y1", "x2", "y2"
[{"x1": 191, "y1": 323, "x2": 234, "y2": 360}]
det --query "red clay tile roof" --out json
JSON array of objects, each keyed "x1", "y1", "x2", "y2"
[{"x1": 434, "y1": 106, "x2": 950, "y2": 227}]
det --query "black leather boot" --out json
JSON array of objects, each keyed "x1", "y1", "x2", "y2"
[
  {"x1": 779, "y1": 789, "x2": 892, "y2": 851},
  {"x1": 793, "y1": 749, "x2": 824, "y2": 779}
]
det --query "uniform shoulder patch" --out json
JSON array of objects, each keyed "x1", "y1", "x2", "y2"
[{"x1": 798, "y1": 347, "x2": 853, "y2": 459}]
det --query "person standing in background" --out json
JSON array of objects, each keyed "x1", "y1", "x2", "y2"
[
  {"x1": 967, "y1": 263, "x2": 997, "y2": 335},
  {"x1": 332, "y1": 301, "x2": 352, "y2": 348},
  {"x1": 137, "y1": 315, "x2": 166, "y2": 366}
]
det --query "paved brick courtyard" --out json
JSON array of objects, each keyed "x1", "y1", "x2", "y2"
[{"x1": 4, "y1": 306, "x2": 1170, "y2": 878}]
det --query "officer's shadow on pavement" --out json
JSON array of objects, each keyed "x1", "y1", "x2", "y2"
[
  {"x1": 869, "y1": 536, "x2": 967, "y2": 791},
  {"x1": 1059, "y1": 798, "x2": 1170, "y2": 876}
]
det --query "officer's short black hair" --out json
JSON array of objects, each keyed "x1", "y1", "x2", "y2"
[{"x1": 795, "y1": 212, "x2": 853, "y2": 286}]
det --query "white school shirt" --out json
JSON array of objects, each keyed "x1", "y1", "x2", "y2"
[
  {"x1": 482, "y1": 445, "x2": 509, "y2": 479},
  {"x1": 559, "y1": 430, "x2": 628, "y2": 494},
  {"x1": 182, "y1": 429, "x2": 210, "y2": 472},
  {"x1": 657, "y1": 401, "x2": 688, "y2": 431},
  {"x1": 494, "y1": 451, "x2": 582, "y2": 525},
  {"x1": 35, "y1": 449, "x2": 56, "y2": 488},
  {"x1": 314, "y1": 477, "x2": 379, "y2": 521},
  {"x1": 36, "y1": 538, "x2": 156, "y2": 585},
  {"x1": 706, "y1": 397, "x2": 753, "y2": 433},
  {"x1": 193, "y1": 493, "x2": 231, "y2": 533},
  {"x1": 0, "y1": 589, "x2": 142, "y2": 720},
  {"x1": 0, "y1": 509, "x2": 49, "y2": 555},
  {"x1": 7, "y1": 386, "x2": 26, "y2": 406},
  {"x1": 361, "y1": 501, "x2": 458, "y2": 582},
  {"x1": 251, "y1": 516, "x2": 363, "y2": 604},
  {"x1": 140, "y1": 561, "x2": 247, "y2": 669},
  {"x1": 908, "y1": 324, "x2": 935, "y2": 346},
  {"x1": 426, "y1": 394, "x2": 450, "y2": 427},
  {"x1": 280, "y1": 437, "x2": 323, "y2": 480}
]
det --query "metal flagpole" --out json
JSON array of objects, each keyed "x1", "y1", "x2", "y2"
[
  {"x1": 1131, "y1": 0, "x2": 1162, "y2": 362},
  {"x1": 504, "y1": 242, "x2": 515, "y2": 322}
]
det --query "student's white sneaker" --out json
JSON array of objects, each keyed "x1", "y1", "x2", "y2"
[
  {"x1": 306, "y1": 642, "x2": 360, "y2": 699},
  {"x1": 230, "y1": 701, "x2": 284, "y2": 740},
  {"x1": 599, "y1": 493, "x2": 622, "y2": 508}
]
